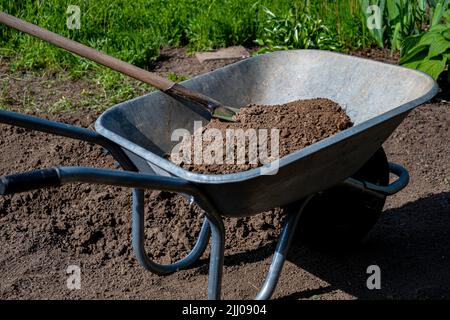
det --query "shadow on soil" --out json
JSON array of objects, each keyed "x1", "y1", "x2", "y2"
[
  {"x1": 283, "y1": 191, "x2": 450, "y2": 300},
  {"x1": 221, "y1": 192, "x2": 450, "y2": 299}
]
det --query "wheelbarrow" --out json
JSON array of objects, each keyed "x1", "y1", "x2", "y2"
[{"x1": 0, "y1": 50, "x2": 438, "y2": 300}]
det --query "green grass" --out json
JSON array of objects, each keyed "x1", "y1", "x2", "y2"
[
  {"x1": 0, "y1": 0, "x2": 375, "y2": 73},
  {"x1": 1, "y1": 1, "x2": 443, "y2": 72},
  {"x1": 0, "y1": 0, "x2": 376, "y2": 111},
  {"x1": 0, "y1": 1, "x2": 443, "y2": 112}
]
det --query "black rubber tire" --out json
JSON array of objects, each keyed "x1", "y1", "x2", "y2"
[{"x1": 293, "y1": 148, "x2": 390, "y2": 251}]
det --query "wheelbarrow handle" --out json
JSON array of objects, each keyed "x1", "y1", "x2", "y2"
[
  {"x1": 343, "y1": 162, "x2": 410, "y2": 197},
  {"x1": 365, "y1": 162, "x2": 410, "y2": 195},
  {"x1": 0, "y1": 167, "x2": 196, "y2": 196},
  {"x1": 0, "y1": 168, "x2": 60, "y2": 195}
]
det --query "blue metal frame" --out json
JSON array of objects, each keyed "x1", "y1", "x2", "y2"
[
  {"x1": 132, "y1": 190, "x2": 211, "y2": 274},
  {"x1": 255, "y1": 196, "x2": 313, "y2": 300}
]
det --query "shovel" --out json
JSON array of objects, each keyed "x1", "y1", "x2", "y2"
[{"x1": 0, "y1": 12, "x2": 239, "y2": 121}]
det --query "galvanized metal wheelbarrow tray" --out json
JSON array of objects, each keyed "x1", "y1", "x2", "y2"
[{"x1": 0, "y1": 50, "x2": 438, "y2": 299}]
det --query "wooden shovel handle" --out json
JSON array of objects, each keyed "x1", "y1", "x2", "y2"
[{"x1": 0, "y1": 12, "x2": 221, "y2": 110}]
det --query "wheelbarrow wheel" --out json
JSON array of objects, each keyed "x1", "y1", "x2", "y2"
[{"x1": 293, "y1": 148, "x2": 390, "y2": 251}]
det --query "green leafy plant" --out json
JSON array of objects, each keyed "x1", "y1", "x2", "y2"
[
  {"x1": 0, "y1": 0, "x2": 381, "y2": 74},
  {"x1": 360, "y1": 0, "x2": 429, "y2": 51},
  {"x1": 255, "y1": 6, "x2": 342, "y2": 53},
  {"x1": 387, "y1": 0, "x2": 428, "y2": 51},
  {"x1": 400, "y1": 5, "x2": 450, "y2": 81}
]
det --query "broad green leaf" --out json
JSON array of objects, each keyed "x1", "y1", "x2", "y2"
[
  {"x1": 428, "y1": 24, "x2": 449, "y2": 34},
  {"x1": 386, "y1": 0, "x2": 399, "y2": 22},
  {"x1": 417, "y1": 56, "x2": 448, "y2": 79},
  {"x1": 399, "y1": 44, "x2": 429, "y2": 64},
  {"x1": 443, "y1": 29, "x2": 450, "y2": 41},
  {"x1": 418, "y1": 30, "x2": 444, "y2": 46},
  {"x1": 402, "y1": 34, "x2": 423, "y2": 54},
  {"x1": 444, "y1": 10, "x2": 450, "y2": 24},
  {"x1": 428, "y1": 35, "x2": 450, "y2": 57},
  {"x1": 401, "y1": 49, "x2": 429, "y2": 69}
]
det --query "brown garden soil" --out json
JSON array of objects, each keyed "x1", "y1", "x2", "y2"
[
  {"x1": 175, "y1": 98, "x2": 352, "y2": 174},
  {"x1": 0, "y1": 47, "x2": 449, "y2": 299}
]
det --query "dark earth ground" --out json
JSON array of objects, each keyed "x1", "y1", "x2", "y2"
[{"x1": 0, "y1": 47, "x2": 449, "y2": 299}]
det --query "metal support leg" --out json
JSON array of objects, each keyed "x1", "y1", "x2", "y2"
[
  {"x1": 131, "y1": 188, "x2": 211, "y2": 274},
  {"x1": 255, "y1": 196, "x2": 313, "y2": 300},
  {"x1": 185, "y1": 189, "x2": 225, "y2": 300},
  {"x1": 205, "y1": 215, "x2": 225, "y2": 300},
  {"x1": 132, "y1": 187, "x2": 225, "y2": 300}
]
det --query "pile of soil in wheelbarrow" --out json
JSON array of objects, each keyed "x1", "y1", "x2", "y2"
[{"x1": 172, "y1": 98, "x2": 352, "y2": 174}]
